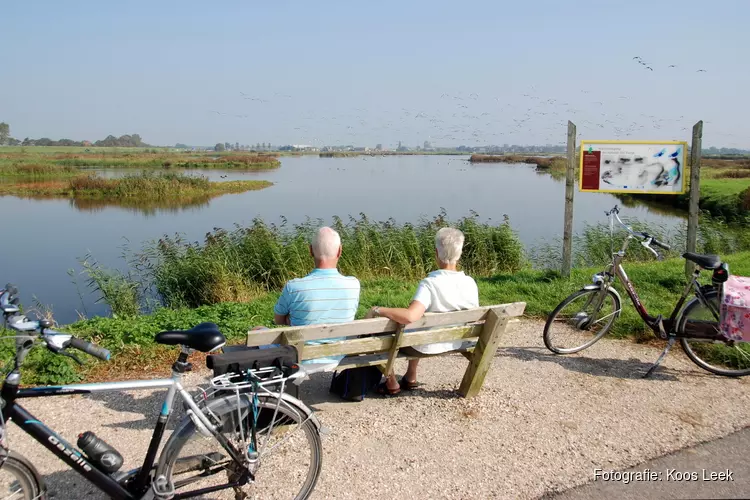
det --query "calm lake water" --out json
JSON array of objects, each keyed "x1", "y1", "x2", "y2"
[{"x1": 0, "y1": 155, "x2": 685, "y2": 324}]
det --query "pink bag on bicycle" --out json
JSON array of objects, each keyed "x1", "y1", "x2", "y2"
[{"x1": 720, "y1": 275, "x2": 750, "y2": 342}]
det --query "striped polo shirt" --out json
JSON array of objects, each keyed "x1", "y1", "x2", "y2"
[
  {"x1": 273, "y1": 268, "x2": 360, "y2": 326},
  {"x1": 273, "y1": 268, "x2": 360, "y2": 365}
]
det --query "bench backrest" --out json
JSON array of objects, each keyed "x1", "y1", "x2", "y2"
[{"x1": 245, "y1": 302, "x2": 526, "y2": 361}]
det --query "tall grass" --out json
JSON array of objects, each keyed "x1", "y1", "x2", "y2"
[
  {"x1": 141, "y1": 211, "x2": 526, "y2": 308},
  {"x1": 69, "y1": 171, "x2": 209, "y2": 197},
  {"x1": 530, "y1": 213, "x2": 750, "y2": 269},
  {"x1": 78, "y1": 257, "x2": 141, "y2": 318}
]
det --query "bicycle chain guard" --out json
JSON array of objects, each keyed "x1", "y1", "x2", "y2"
[{"x1": 651, "y1": 315, "x2": 668, "y2": 340}]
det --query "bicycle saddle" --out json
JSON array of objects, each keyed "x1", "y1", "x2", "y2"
[
  {"x1": 682, "y1": 252, "x2": 721, "y2": 270},
  {"x1": 155, "y1": 322, "x2": 226, "y2": 352}
]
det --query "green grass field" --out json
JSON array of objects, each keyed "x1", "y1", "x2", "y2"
[{"x1": 5, "y1": 251, "x2": 742, "y2": 385}]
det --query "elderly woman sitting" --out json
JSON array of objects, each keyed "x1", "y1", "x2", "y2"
[{"x1": 367, "y1": 227, "x2": 479, "y2": 396}]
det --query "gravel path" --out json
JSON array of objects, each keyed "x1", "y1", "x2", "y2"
[{"x1": 12, "y1": 319, "x2": 750, "y2": 499}]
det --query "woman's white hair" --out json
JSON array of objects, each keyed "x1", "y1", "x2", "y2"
[
  {"x1": 311, "y1": 226, "x2": 341, "y2": 260},
  {"x1": 435, "y1": 227, "x2": 465, "y2": 264}
]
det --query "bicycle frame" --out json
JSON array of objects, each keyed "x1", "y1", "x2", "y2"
[
  {"x1": 599, "y1": 234, "x2": 719, "y2": 337},
  {"x1": 1, "y1": 365, "x2": 247, "y2": 499}
]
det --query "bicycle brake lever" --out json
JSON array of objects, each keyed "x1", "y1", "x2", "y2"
[
  {"x1": 61, "y1": 350, "x2": 85, "y2": 365},
  {"x1": 47, "y1": 344, "x2": 85, "y2": 365},
  {"x1": 641, "y1": 239, "x2": 660, "y2": 259}
]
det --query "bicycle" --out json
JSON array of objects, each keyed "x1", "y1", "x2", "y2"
[
  {"x1": 543, "y1": 205, "x2": 750, "y2": 378},
  {"x1": 0, "y1": 289, "x2": 322, "y2": 500}
]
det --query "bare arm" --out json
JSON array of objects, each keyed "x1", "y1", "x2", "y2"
[
  {"x1": 372, "y1": 301, "x2": 426, "y2": 325},
  {"x1": 274, "y1": 314, "x2": 290, "y2": 326}
]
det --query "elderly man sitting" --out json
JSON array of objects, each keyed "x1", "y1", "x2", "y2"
[
  {"x1": 368, "y1": 227, "x2": 479, "y2": 395},
  {"x1": 253, "y1": 226, "x2": 360, "y2": 368}
]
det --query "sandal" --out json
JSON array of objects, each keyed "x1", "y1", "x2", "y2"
[
  {"x1": 399, "y1": 377, "x2": 420, "y2": 391},
  {"x1": 375, "y1": 382, "x2": 401, "y2": 396}
]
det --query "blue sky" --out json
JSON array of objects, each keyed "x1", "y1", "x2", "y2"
[{"x1": 1, "y1": 0, "x2": 748, "y2": 148}]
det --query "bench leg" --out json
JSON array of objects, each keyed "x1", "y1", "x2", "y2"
[{"x1": 458, "y1": 309, "x2": 508, "y2": 398}]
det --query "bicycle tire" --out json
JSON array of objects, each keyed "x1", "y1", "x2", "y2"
[
  {"x1": 543, "y1": 287, "x2": 621, "y2": 354},
  {"x1": 678, "y1": 291, "x2": 750, "y2": 377},
  {"x1": 0, "y1": 451, "x2": 46, "y2": 500},
  {"x1": 157, "y1": 393, "x2": 322, "y2": 500}
]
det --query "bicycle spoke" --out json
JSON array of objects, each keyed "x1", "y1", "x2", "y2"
[{"x1": 591, "y1": 309, "x2": 621, "y2": 325}]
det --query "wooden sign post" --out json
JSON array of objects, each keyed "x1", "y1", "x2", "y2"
[
  {"x1": 685, "y1": 120, "x2": 703, "y2": 278},
  {"x1": 562, "y1": 121, "x2": 576, "y2": 278}
]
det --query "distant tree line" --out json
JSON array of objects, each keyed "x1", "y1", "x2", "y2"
[
  {"x1": 0, "y1": 122, "x2": 150, "y2": 147},
  {"x1": 702, "y1": 146, "x2": 750, "y2": 156}
]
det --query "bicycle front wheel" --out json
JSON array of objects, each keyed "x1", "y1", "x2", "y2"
[
  {"x1": 544, "y1": 288, "x2": 621, "y2": 354},
  {"x1": 0, "y1": 451, "x2": 45, "y2": 500},
  {"x1": 678, "y1": 292, "x2": 750, "y2": 377},
  {"x1": 159, "y1": 394, "x2": 322, "y2": 500}
]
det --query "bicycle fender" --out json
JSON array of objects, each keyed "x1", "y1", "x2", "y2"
[
  {"x1": 167, "y1": 392, "x2": 319, "y2": 450},
  {"x1": 582, "y1": 285, "x2": 622, "y2": 302},
  {"x1": 202, "y1": 391, "x2": 320, "y2": 430},
  {"x1": 257, "y1": 392, "x2": 321, "y2": 431}
]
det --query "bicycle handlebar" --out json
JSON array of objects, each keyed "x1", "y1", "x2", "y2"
[
  {"x1": 7, "y1": 314, "x2": 110, "y2": 362},
  {"x1": 606, "y1": 205, "x2": 670, "y2": 257},
  {"x1": 67, "y1": 337, "x2": 111, "y2": 361}
]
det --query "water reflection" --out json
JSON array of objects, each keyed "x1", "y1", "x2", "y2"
[{"x1": 70, "y1": 196, "x2": 212, "y2": 215}]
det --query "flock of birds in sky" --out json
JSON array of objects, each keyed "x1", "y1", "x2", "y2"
[
  {"x1": 632, "y1": 56, "x2": 707, "y2": 73},
  {"x1": 206, "y1": 56, "x2": 737, "y2": 148}
]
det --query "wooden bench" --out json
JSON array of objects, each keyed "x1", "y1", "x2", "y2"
[{"x1": 244, "y1": 302, "x2": 526, "y2": 398}]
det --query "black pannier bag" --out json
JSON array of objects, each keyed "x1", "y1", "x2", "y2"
[{"x1": 206, "y1": 345, "x2": 298, "y2": 377}]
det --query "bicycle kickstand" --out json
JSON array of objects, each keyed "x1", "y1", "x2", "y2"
[{"x1": 643, "y1": 337, "x2": 676, "y2": 378}]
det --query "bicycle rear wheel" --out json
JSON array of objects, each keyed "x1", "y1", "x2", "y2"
[
  {"x1": 678, "y1": 292, "x2": 750, "y2": 377},
  {"x1": 159, "y1": 394, "x2": 322, "y2": 500},
  {"x1": 0, "y1": 452, "x2": 45, "y2": 500},
  {"x1": 543, "y1": 288, "x2": 621, "y2": 354}
]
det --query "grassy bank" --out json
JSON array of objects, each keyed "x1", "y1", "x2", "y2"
[
  {"x1": 94, "y1": 212, "x2": 750, "y2": 313},
  {"x1": 623, "y1": 177, "x2": 750, "y2": 220},
  {"x1": 11, "y1": 251, "x2": 748, "y2": 385},
  {"x1": 0, "y1": 172, "x2": 272, "y2": 199},
  {"x1": 0, "y1": 150, "x2": 280, "y2": 178}
]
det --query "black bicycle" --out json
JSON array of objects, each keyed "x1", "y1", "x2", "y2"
[
  {"x1": 0, "y1": 287, "x2": 322, "y2": 499},
  {"x1": 543, "y1": 206, "x2": 750, "y2": 377}
]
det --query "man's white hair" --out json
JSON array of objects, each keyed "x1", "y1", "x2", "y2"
[
  {"x1": 311, "y1": 226, "x2": 341, "y2": 260},
  {"x1": 435, "y1": 227, "x2": 465, "y2": 264}
]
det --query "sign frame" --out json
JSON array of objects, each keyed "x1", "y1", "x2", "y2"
[{"x1": 578, "y1": 140, "x2": 688, "y2": 195}]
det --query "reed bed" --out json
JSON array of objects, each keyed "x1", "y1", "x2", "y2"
[{"x1": 140, "y1": 211, "x2": 525, "y2": 308}]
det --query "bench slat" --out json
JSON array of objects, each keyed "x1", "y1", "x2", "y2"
[
  {"x1": 301, "y1": 324, "x2": 482, "y2": 360},
  {"x1": 245, "y1": 302, "x2": 524, "y2": 346}
]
